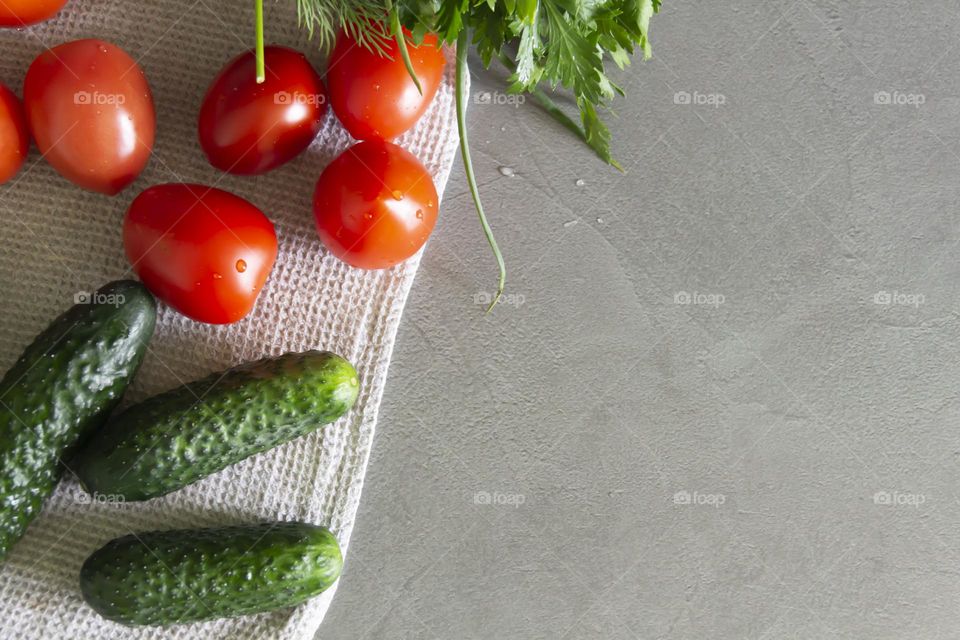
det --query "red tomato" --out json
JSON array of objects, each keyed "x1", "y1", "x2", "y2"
[
  {"x1": 23, "y1": 39, "x2": 155, "y2": 195},
  {"x1": 326, "y1": 29, "x2": 445, "y2": 141},
  {"x1": 124, "y1": 184, "x2": 278, "y2": 324},
  {"x1": 0, "y1": 84, "x2": 29, "y2": 184},
  {"x1": 313, "y1": 140, "x2": 438, "y2": 269},
  {"x1": 199, "y1": 46, "x2": 326, "y2": 175},
  {"x1": 0, "y1": 0, "x2": 68, "y2": 26}
]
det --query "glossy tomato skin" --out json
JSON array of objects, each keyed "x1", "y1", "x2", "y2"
[
  {"x1": 326, "y1": 29, "x2": 445, "y2": 141},
  {"x1": 199, "y1": 46, "x2": 326, "y2": 175},
  {"x1": 0, "y1": 0, "x2": 68, "y2": 26},
  {"x1": 23, "y1": 39, "x2": 155, "y2": 195},
  {"x1": 124, "y1": 184, "x2": 278, "y2": 324},
  {"x1": 313, "y1": 140, "x2": 438, "y2": 269},
  {"x1": 0, "y1": 84, "x2": 29, "y2": 184}
]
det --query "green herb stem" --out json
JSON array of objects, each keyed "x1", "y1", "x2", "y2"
[
  {"x1": 387, "y1": 0, "x2": 422, "y2": 95},
  {"x1": 255, "y1": 0, "x2": 266, "y2": 83},
  {"x1": 456, "y1": 31, "x2": 505, "y2": 312}
]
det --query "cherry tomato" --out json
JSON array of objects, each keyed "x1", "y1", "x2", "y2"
[
  {"x1": 199, "y1": 46, "x2": 326, "y2": 175},
  {"x1": 23, "y1": 39, "x2": 155, "y2": 195},
  {"x1": 0, "y1": 84, "x2": 29, "y2": 184},
  {"x1": 124, "y1": 184, "x2": 278, "y2": 324},
  {"x1": 0, "y1": 0, "x2": 68, "y2": 26},
  {"x1": 326, "y1": 28, "x2": 445, "y2": 141},
  {"x1": 313, "y1": 140, "x2": 438, "y2": 269}
]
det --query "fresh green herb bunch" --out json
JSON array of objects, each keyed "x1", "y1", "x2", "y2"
[{"x1": 290, "y1": 0, "x2": 663, "y2": 308}]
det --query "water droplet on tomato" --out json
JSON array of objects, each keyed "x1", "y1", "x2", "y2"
[
  {"x1": 213, "y1": 273, "x2": 222, "y2": 280},
  {"x1": 391, "y1": 190, "x2": 403, "y2": 200},
  {"x1": 364, "y1": 212, "x2": 374, "y2": 220},
  {"x1": 415, "y1": 209, "x2": 424, "y2": 219},
  {"x1": 236, "y1": 259, "x2": 247, "y2": 273}
]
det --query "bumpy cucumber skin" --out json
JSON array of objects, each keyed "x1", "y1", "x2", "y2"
[
  {"x1": 0, "y1": 280, "x2": 156, "y2": 561},
  {"x1": 74, "y1": 351, "x2": 359, "y2": 501},
  {"x1": 80, "y1": 521, "x2": 343, "y2": 626}
]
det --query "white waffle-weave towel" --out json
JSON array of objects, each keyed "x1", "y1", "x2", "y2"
[{"x1": 0, "y1": 0, "x2": 464, "y2": 637}]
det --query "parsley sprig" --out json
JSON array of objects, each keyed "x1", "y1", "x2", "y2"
[{"x1": 279, "y1": 0, "x2": 662, "y2": 308}]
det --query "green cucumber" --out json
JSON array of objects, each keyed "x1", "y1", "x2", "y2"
[
  {"x1": 0, "y1": 280, "x2": 156, "y2": 561},
  {"x1": 74, "y1": 351, "x2": 359, "y2": 501},
  {"x1": 80, "y1": 521, "x2": 342, "y2": 626}
]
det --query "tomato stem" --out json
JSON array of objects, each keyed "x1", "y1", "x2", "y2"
[
  {"x1": 456, "y1": 31, "x2": 505, "y2": 313},
  {"x1": 254, "y1": 0, "x2": 265, "y2": 83},
  {"x1": 386, "y1": 0, "x2": 422, "y2": 95}
]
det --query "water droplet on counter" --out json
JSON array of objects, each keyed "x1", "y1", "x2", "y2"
[
  {"x1": 575, "y1": 178, "x2": 585, "y2": 187},
  {"x1": 563, "y1": 219, "x2": 579, "y2": 228},
  {"x1": 498, "y1": 166, "x2": 515, "y2": 177}
]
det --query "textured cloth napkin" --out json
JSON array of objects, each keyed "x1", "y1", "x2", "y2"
[{"x1": 0, "y1": 1, "x2": 463, "y2": 637}]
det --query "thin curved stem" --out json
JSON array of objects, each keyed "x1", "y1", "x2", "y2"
[
  {"x1": 387, "y1": 0, "x2": 422, "y2": 95},
  {"x1": 254, "y1": 0, "x2": 265, "y2": 83},
  {"x1": 456, "y1": 31, "x2": 505, "y2": 312}
]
